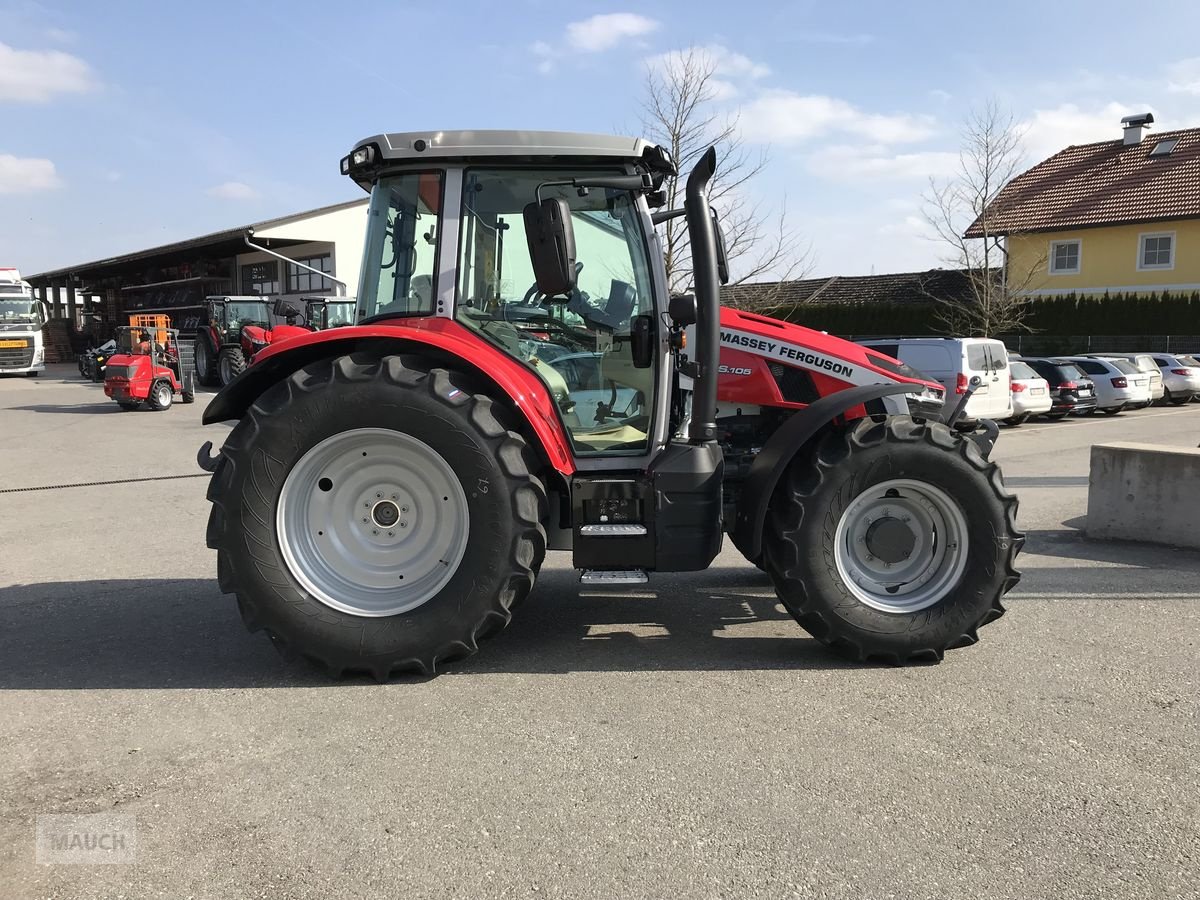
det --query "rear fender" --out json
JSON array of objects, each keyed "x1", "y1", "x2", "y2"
[
  {"x1": 201, "y1": 321, "x2": 576, "y2": 476},
  {"x1": 732, "y1": 382, "x2": 915, "y2": 561}
]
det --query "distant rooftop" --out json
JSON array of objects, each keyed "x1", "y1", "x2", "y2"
[{"x1": 723, "y1": 269, "x2": 975, "y2": 311}]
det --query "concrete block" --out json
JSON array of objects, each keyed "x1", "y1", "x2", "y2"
[{"x1": 1087, "y1": 442, "x2": 1200, "y2": 548}]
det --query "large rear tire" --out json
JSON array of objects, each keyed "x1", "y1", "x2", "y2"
[
  {"x1": 217, "y1": 346, "x2": 246, "y2": 386},
  {"x1": 205, "y1": 353, "x2": 548, "y2": 678},
  {"x1": 762, "y1": 415, "x2": 1022, "y2": 664},
  {"x1": 195, "y1": 335, "x2": 220, "y2": 386}
]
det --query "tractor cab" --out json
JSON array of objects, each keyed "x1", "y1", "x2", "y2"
[
  {"x1": 303, "y1": 296, "x2": 357, "y2": 330},
  {"x1": 241, "y1": 297, "x2": 314, "y2": 364},
  {"x1": 104, "y1": 324, "x2": 195, "y2": 410}
]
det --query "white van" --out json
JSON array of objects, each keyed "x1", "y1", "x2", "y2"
[{"x1": 857, "y1": 337, "x2": 1014, "y2": 423}]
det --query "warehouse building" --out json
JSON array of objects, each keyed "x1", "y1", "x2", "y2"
[{"x1": 26, "y1": 199, "x2": 368, "y2": 347}]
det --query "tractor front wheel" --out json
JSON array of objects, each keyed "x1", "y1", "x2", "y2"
[
  {"x1": 147, "y1": 380, "x2": 173, "y2": 411},
  {"x1": 217, "y1": 347, "x2": 246, "y2": 386},
  {"x1": 763, "y1": 415, "x2": 1022, "y2": 664},
  {"x1": 195, "y1": 336, "x2": 220, "y2": 386},
  {"x1": 205, "y1": 354, "x2": 548, "y2": 678}
]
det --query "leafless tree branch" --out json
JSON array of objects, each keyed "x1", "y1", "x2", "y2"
[
  {"x1": 921, "y1": 99, "x2": 1044, "y2": 336},
  {"x1": 639, "y1": 47, "x2": 812, "y2": 307}
]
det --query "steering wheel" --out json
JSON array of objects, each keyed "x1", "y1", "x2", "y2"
[{"x1": 521, "y1": 261, "x2": 585, "y2": 307}]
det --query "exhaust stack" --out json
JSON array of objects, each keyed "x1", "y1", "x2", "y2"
[{"x1": 683, "y1": 147, "x2": 720, "y2": 444}]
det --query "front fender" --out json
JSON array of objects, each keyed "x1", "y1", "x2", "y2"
[{"x1": 201, "y1": 319, "x2": 576, "y2": 476}]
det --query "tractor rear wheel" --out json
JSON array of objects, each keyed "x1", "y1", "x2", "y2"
[
  {"x1": 147, "y1": 380, "x2": 173, "y2": 411},
  {"x1": 205, "y1": 353, "x2": 547, "y2": 678},
  {"x1": 195, "y1": 336, "x2": 220, "y2": 386},
  {"x1": 762, "y1": 415, "x2": 1022, "y2": 664},
  {"x1": 217, "y1": 347, "x2": 246, "y2": 386},
  {"x1": 181, "y1": 374, "x2": 196, "y2": 404}
]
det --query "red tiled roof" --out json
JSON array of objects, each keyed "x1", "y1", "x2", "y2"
[{"x1": 965, "y1": 127, "x2": 1200, "y2": 237}]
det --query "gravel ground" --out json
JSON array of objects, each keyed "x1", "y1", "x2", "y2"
[{"x1": 0, "y1": 366, "x2": 1197, "y2": 899}]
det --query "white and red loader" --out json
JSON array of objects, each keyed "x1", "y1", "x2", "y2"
[{"x1": 0, "y1": 268, "x2": 49, "y2": 376}]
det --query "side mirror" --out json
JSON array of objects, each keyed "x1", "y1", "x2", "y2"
[
  {"x1": 668, "y1": 294, "x2": 698, "y2": 326},
  {"x1": 523, "y1": 198, "x2": 577, "y2": 296},
  {"x1": 710, "y1": 209, "x2": 730, "y2": 286},
  {"x1": 631, "y1": 314, "x2": 654, "y2": 369},
  {"x1": 272, "y1": 298, "x2": 301, "y2": 319}
]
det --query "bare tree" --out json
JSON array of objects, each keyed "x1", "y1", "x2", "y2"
[
  {"x1": 639, "y1": 48, "x2": 810, "y2": 307},
  {"x1": 922, "y1": 99, "x2": 1045, "y2": 336}
]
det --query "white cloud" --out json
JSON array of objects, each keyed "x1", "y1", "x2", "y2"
[
  {"x1": 565, "y1": 13, "x2": 659, "y2": 52},
  {"x1": 0, "y1": 41, "x2": 95, "y2": 103},
  {"x1": 44, "y1": 28, "x2": 77, "y2": 44},
  {"x1": 645, "y1": 44, "x2": 770, "y2": 99},
  {"x1": 740, "y1": 91, "x2": 937, "y2": 145},
  {"x1": 804, "y1": 145, "x2": 959, "y2": 182},
  {"x1": 1166, "y1": 57, "x2": 1200, "y2": 95},
  {"x1": 1019, "y1": 101, "x2": 1148, "y2": 162},
  {"x1": 0, "y1": 154, "x2": 62, "y2": 193},
  {"x1": 206, "y1": 181, "x2": 259, "y2": 200}
]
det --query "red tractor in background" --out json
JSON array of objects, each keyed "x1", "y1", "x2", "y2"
[
  {"x1": 198, "y1": 130, "x2": 1022, "y2": 680},
  {"x1": 193, "y1": 296, "x2": 272, "y2": 387},
  {"x1": 240, "y1": 298, "x2": 314, "y2": 365},
  {"x1": 104, "y1": 324, "x2": 196, "y2": 411}
]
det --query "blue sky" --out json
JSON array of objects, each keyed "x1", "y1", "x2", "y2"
[{"x1": 3, "y1": 0, "x2": 1200, "y2": 279}]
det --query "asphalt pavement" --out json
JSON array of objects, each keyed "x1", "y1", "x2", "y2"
[{"x1": 1, "y1": 366, "x2": 1197, "y2": 899}]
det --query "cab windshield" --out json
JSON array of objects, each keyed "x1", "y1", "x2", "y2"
[
  {"x1": 357, "y1": 171, "x2": 443, "y2": 319},
  {"x1": 0, "y1": 298, "x2": 44, "y2": 326},
  {"x1": 226, "y1": 301, "x2": 270, "y2": 329},
  {"x1": 455, "y1": 168, "x2": 657, "y2": 454}
]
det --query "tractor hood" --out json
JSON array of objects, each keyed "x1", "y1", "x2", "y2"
[{"x1": 717, "y1": 307, "x2": 943, "y2": 393}]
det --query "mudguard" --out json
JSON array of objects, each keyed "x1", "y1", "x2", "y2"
[
  {"x1": 731, "y1": 382, "x2": 916, "y2": 561},
  {"x1": 201, "y1": 318, "x2": 576, "y2": 475}
]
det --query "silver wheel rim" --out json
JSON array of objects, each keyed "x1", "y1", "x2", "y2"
[
  {"x1": 276, "y1": 427, "x2": 470, "y2": 617},
  {"x1": 197, "y1": 342, "x2": 210, "y2": 379},
  {"x1": 219, "y1": 356, "x2": 231, "y2": 384},
  {"x1": 833, "y1": 478, "x2": 969, "y2": 614},
  {"x1": 156, "y1": 384, "x2": 171, "y2": 406}
]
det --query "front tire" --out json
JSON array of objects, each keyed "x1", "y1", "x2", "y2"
[
  {"x1": 763, "y1": 416, "x2": 1022, "y2": 664},
  {"x1": 205, "y1": 354, "x2": 548, "y2": 678},
  {"x1": 217, "y1": 346, "x2": 246, "y2": 386},
  {"x1": 147, "y1": 380, "x2": 173, "y2": 411},
  {"x1": 195, "y1": 336, "x2": 220, "y2": 386}
]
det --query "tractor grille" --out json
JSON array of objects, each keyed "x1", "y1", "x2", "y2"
[
  {"x1": 768, "y1": 362, "x2": 820, "y2": 404},
  {"x1": 0, "y1": 343, "x2": 34, "y2": 369}
]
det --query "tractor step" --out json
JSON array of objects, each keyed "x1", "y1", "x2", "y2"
[
  {"x1": 579, "y1": 523, "x2": 647, "y2": 536},
  {"x1": 580, "y1": 569, "x2": 649, "y2": 585}
]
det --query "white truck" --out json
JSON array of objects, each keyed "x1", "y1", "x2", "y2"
[{"x1": 0, "y1": 268, "x2": 49, "y2": 376}]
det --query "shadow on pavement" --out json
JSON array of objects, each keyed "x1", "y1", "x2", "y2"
[
  {"x1": 0, "y1": 568, "x2": 866, "y2": 689},
  {"x1": 9, "y1": 402, "x2": 128, "y2": 414},
  {"x1": 1023, "y1": 528, "x2": 1200, "y2": 568}
]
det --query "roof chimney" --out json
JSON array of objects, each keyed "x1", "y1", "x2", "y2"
[{"x1": 1121, "y1": 112, "x2": 1154, "y2": 145}]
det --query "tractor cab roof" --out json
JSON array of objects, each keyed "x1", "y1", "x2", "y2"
[{"x1": 342, "y1": 130, "x2": 676, "y2": 188}]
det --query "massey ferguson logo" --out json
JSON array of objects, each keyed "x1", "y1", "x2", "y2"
[{"x1": 720, "y1": 330, "x2": 855, "y2": 379}]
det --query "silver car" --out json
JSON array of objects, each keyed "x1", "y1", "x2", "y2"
[
  {"x1": 1149, "y1": 354, "x2": 1200, "y2": 405},
  {"x1": 1065, "y1": 357, "x2": 1153, "y2": 414}
]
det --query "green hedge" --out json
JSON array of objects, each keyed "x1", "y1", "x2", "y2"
[{"x1": 771, "y1": 290, "x2": 1200, "y2": 336}]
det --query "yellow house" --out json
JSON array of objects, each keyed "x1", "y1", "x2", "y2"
[{"x1": 968, "y1": 114, "x2": 1200, "y2": 296}]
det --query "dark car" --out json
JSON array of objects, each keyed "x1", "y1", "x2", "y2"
[{"x1": 1022, "y1": 358, "x2": 1098, "y2": 418}]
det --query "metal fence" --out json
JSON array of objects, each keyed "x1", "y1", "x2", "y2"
[{"x1": 996, "y1": 334, "x2": 1200, "y2": 356}]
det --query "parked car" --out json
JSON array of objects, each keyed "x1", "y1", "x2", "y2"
[
  {"x1": 1147, "y1": 354, "x2": 1200, "y2": 405},
  {"x1": 1175, "y1": 356, "x2": 1200, "y2": 402},
  {"x1": 1084, "y1": 353, "x2": 1164, "y2": 403},
  {"x1": 856, "y1": 337, "x2": 1013, "y2": 423},
  {"x1": 1064, "y1": 357, "x2": 1153, "y2": 414},
  {"x1": 1022, "y1": 358, "x2": 1098, "y2": 418},
  {"x1": 1006, "y1": 359, "x2": 1052, "y2": 425}
]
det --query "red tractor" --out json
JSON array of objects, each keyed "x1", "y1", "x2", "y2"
[
  {"x1": 104, "y1": 325, "x2": 196, "y2": 410},
  {"x1": 198, "y1": 130, "x2": 1022, "y2": 679},
  {"x1": 239, "y1": 298, "x2": 315, "y2": 366},
  {"x1": 193, "y1": 296, "x2": 273, "y2": 387}
]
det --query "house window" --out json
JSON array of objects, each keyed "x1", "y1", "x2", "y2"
[
  {"x1": 1049, "y1": 240, "x2": 1080, "y2": 274},
  {"x1": 241, "y1": 261, "x2": 280, "y2": 295},
  {"x1": 286, "y1": 254, "x2": 334, "y2": 293},
  {"x1": 1139, "y1": 233, "x2": 1174, "y2": 270}
]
